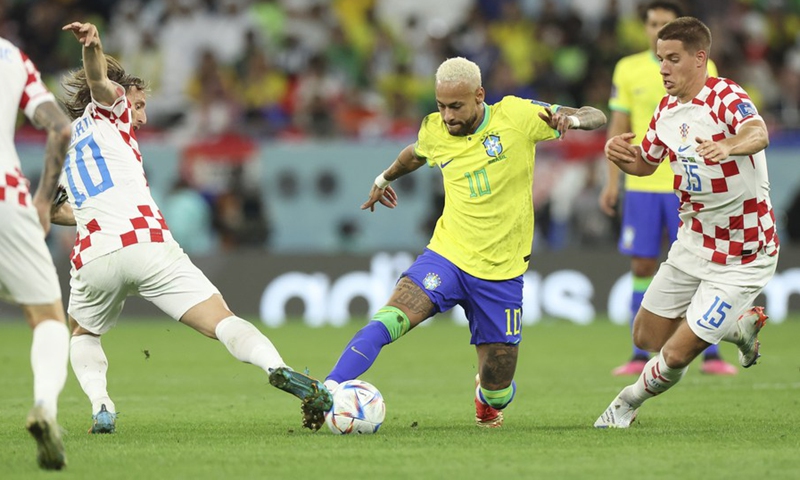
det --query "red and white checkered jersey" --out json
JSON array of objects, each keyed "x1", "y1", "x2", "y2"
[
  {"x1": 63, "y1": 84, "x2": 173, "y2": 270},
  {"x1": 0, "y1": 37, "x2": 56, "y2": 208},
  {"x1": 640, "y1": 77, "x2": 779, "y2": 265}
]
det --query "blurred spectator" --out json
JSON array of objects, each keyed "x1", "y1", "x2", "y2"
[
  {"x1": 236, "y1": 33, "x2": 291, "y2": 136},
  {"x1": 292, "y1": 54, "x2": 345, "y2": 137},
  {"x1": 160, "y1": 178, "x2": 216, "y2": 255},
  {"x1": 213, "y1": 166, "x2": 271, "y2": 250},
  {"x1": 173, "y1": 49, "x2": 238, "y2": 142}
]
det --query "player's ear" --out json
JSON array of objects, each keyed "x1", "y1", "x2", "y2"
[
  {"x1": 475, "y1": 86, "x2": 485, "y2": 104},
  {"x1": 696, "y1": 50, "x2": 707, "y2": 69}
]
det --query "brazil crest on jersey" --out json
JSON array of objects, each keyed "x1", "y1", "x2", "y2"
[{"x1": 414, "y1": 95, "x2": 559, "y2": 280}]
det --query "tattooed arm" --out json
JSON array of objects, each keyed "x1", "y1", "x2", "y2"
[
  {"x1": 539, "y1": 105, "x2": 608, "y2": 137},
  {"x1": 31, "y1": 101, "x2": 72, "y2": 233}
]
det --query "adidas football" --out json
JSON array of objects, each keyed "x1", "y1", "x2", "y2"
[{"x1": 325, "y1": 380, "x2": 386, "y2": 435}]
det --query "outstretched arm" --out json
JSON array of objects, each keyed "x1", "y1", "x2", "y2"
[
  {"x1": 538, "y1": 105, "x2": 607, "y2": 138},
  {"x1": 361, "y1": 144, "x2": 428, "y2": 212},
  {"x1": 695, "y1": 119, "x2": 769, "y2": 163},
  {"x1": 605, "y1": 133, "x2": 658, "y2": 177},
  {"x1": 31, "y1": 101, "x2": 72, "y2": 234},
  {"x1": 62, "y1": 21, "x2": 119, "y2": 106}
]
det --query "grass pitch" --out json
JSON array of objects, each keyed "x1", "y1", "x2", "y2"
[{"x1": 1, "y1": 317, "x2": 799, "y2": 479}]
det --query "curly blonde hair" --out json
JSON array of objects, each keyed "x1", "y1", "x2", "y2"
[{"x1": 435, "y1": 57, "x2": 481, "y2": 89}]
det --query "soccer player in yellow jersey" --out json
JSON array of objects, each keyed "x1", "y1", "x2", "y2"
[
  {"x1": 312, "y1": 57, "x2": 605, "y2": 427},
  {"x1": 599, "y1": 1, "x2": 736, "y2": 376}
]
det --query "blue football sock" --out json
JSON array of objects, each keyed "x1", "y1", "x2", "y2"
[
  {"x1": 703, "y1": 343, "x2": 720, "y2": 359},
  {"x1": 327, "y1": 321, "x2": 392, "y2": 383},
  {"x1": 631, "y1": 276, "x2": 651, "y2": 359}
]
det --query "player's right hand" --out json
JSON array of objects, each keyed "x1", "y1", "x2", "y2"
[
  {"x1": 604, "y1": 132, "x2": 638, "y2": 165},
  {"x1": 62, "y1": 22, "x2": 101, "y2": 47},
  {"x1": 361, "y1": 184, "x2": 397, "y2": 212},
  {"x1": 598, "y1": 184, "x2": 618, "y2": 217}
]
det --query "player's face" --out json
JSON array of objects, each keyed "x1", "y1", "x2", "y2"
[
  {"x1": 645, "y1": 8, "x2": 678, "y2": 53},
  {"x1": 127, "y1": 87, "x2": 148, "y2": 130},
  {"x1": 435, "y1": 81, "x2": 485, "y2": 137},
  {"x1": 657, "y1": 39, "x2": 707, "y2": 102}
]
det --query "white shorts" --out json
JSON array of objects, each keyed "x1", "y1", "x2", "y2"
[
  {"x1": 642, "y1": 241, "x2": 778, "y2": 344},
  {"x1": 68, "y1": 241, "x2": 219, "y2": 335},
  {"x1": 0, "y1": 203, "x2": 61, "y2": 305}
]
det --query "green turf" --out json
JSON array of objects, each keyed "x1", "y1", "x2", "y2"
[{"x1": 1, "y1": 317, "x2": 799, "y2": 479}]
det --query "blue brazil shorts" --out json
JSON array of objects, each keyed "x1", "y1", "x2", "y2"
[
  {"x1": 401, "y1": 249, "x2": 523, "y2": 345},
  {"x1": 619, "y1": 191, "x2": 680, "y2": 258}
]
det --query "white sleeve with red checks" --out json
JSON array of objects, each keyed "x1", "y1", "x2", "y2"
[
  {"x1": 18, "y1": 51, "x2": 56, "y2": 121},
  {"x1": 711, "y1": 78, "x2": 763, "y2": 134},
  {"x1": 640, "y1": 97, "x2": 670, "y2": 165}
]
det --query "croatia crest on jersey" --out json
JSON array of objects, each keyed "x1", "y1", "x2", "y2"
[
  {"x1": 483, "y1": 135, "x2": 503, "y2": 158},
  {"x1": 679, "y1": 123, "x2": 689, "y2": 143}
]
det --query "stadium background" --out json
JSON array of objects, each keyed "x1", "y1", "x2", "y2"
[{"x1": 3, "y1": 0, "x2": 800, "y2": 323}]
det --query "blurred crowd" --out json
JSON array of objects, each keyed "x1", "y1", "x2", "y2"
[
  {"x1": 4, "y1": 0, "x2": 800, "y2": 139},
  {"x1": 3, "y1": 0, "x2": 800, "y2": 254}
]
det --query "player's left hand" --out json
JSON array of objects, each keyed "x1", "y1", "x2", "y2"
[
  {"x1": 538, "y1": 106, "x2": 574, "y2": 139},
  {"x1": 695, "y1": 136, "x2": 730, "y2": 163},
  {"x1": 62, "y1": 22, "x2": 101, "y2": 48}
]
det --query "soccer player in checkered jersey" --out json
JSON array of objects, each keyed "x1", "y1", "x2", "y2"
[
  {"x1": 53, "y1": 22, "x2": 328, "y2": 433},
  {"x1": 0, "y1": 36, "x2": 72, "y2": 470},
  {"x1": 595, "y1": 17, "x2": 778, "y2": 428},
  {"x1": 600, "y1": 1, "x2": 737, "y2": 377}
]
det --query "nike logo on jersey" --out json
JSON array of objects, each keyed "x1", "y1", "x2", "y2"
[
  {"x1": 350, "y1": 346, "x2": 370, "y2": 360},
  {"x1": 441, "y1": 158, "x2": 454, "y2": 168},
  {"x1": 695, "y1": 319, "x2": 716, "y2": 331},
  {"x1": 677, "y1": 145, "x2": 691, "y2": 153}
]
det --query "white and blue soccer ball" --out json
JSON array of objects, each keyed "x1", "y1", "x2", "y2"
[{"x1": 325, "y1": 380, "x2": 386, "y2": 435}]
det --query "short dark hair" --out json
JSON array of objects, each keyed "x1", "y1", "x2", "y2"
[
  {"x1": 658, "y1": 16, "x2": 712, "y2": 55},
  {"x1": 60, "y1": 55, "x2": 148, "y2": 120},
  {"x1": 642, "y1": 1, "x2": 685, "y2": 21}
]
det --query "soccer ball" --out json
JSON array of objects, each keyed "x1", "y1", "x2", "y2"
[{"x1": 325, "y1": 380, "x2": 386, "y2": 435}]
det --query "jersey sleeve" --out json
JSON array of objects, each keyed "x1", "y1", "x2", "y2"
[
  {"x1": 502, "y1": 96, "x2": 559, "y2": 143},
  {"x1": 608, "y1": 58, "x2": 631, "y2": 113},
  {"x1": 714, "y1": 79, "x2": 762, "y2": 133},
  {"x1": 414, "y1": 114, "x2": 437, "y2": 167},
  {"x1": 639, "y1": 97, "x2": 669, "y2": 165},
  {"x1": 17, "y1": 51, "x2": 56, "y2": 121},
  {"x1": 91, "y1": 81, "x2": 129, "y2": 120}
]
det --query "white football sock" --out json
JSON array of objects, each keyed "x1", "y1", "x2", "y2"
[
  {"x1": 622, "y1": 350, "x2": 687, "y2": 408},
  {"x1": 70, "y1": 334, "x2": 115, "y2": 414},
  {"x1": 30, "y1": 320, "x2": 69, "y2": 420},
  {"x1": 215, "y1": 316, "x2": 286, "y2": 373}
]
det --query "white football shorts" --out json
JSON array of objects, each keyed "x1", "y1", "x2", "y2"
[
  {"x1": 0, "y1": 203, "x2": 61, "y2": 305},
  {"x1": 642, "y1": 240, "x2": 778, "y2": 344},
  {"x1": 68, "y1": 241, "x2": 219, "y2": 334}
]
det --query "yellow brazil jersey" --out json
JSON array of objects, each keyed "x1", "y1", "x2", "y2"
[
  {"x1": 610, "y1": 51, "x2": 718, "y2": 192},
  {"x1": 414, "y1": 96, "x2": 559, "y2": 280}
]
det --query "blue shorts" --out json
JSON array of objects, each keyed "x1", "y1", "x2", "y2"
[
  {"x1": 401, "y1": 249, "x2": 523, "y2": 346},
  {"x1": 618, "y1": 191, "x2": 680, "y2": 258}
]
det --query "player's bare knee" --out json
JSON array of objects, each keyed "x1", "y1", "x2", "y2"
[
  {"x1": 20, "y1": 301, "x2": 66, "y2": 328},
  {"x1": 660, "y1": 347, "x2": 691, "y2": 369},
  {"x1": 387, "y1": 277, "x2": 434, "y2": 327}
]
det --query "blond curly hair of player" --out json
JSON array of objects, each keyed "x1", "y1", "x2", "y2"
[{"x1": 435, "y1": 57, "x2": 482, "y2": 89}]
